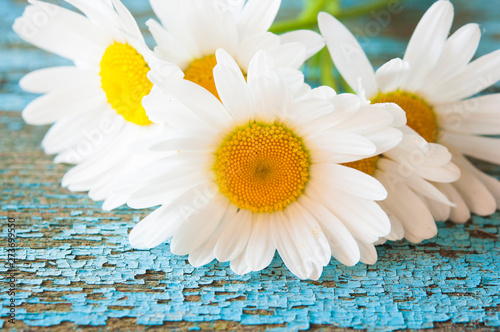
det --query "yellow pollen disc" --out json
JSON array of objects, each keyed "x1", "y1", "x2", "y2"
[
  {"x1": 372, "y1": 91, "x2": 438, "y2": 142},
  {"x1": 214, "y1": 122, "x2": 311, "y2": 213},
  {"x1": 184, "y1": 54, "x2": 246, "y2": 101},
  {"x1": 184, "y1": 54, "x2": 220, "y2": 100},
  {"x1": 100, "y1": 42, "x2": 153, "y2": 126},
  {"x1": 342, "y1": 155, "x2": 380, "y2": 176}
]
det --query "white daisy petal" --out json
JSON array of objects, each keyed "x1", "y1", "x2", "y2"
[
  {"x1": 308, "y1": 131, "x2": 377, "y2": 156},
  {"x1": 312, "y1": 164, "x2": 387, "y2": 201},
  {"x1": 214, "y1": 209, "x2": 253, "y2": 262},
  {"x1": 271, "y1": 212, "x2": 309, "y2": 279},
  {"x1": 41, "y1": 107, "x2": 108, "y2": 154},
  {"x1": 170, "y1": 193, "x2": 229, "y2": 255},
  {"x1": 364, "y1": 128, "x2": 404, "y2": 155},
  {"x1": 149, "y1": 0, "x2": 199, "y2": 57},
  {"x1": 450, "y1": 154, "x2": 497, "y2": 216},
  {"x1": 290, "y1": 202, "x2": 331, "y2": 266},
  {"x1": 19, "y1": 67, "x2": 98, "y2": 94},
  {"x1": 356, "y1": 240, "x2": 377, "y2": 265},
  {"x1": 146, "y1": 19, "x2": 191, "y2": 68},
  {"x1": 110, "y1": 0, "x2": 144, "y2": 42},
  {"x1": 147, "y1": 129, "x2": 216, "y2": 152},
  {"x1": 437, "y1": 94, "x2": 500, "y2": 135},
  {"x1": 433, "y1": 49, "x2": 500, "y2": 103},
  {"x1": 333, "y1": 105, "x2": 396, "y2": 134},
  {"x1": 237, "y1": 0, "x2": 280, "y2": 40},
  {"x1": 251, "y1": 76, "x2": 288, "y2": 122},
  {"x1": 127, "y1": 173, "x2": 208, "y2": 209},
  {"x1": 279, "y1": 29, "x2": 325, "y2": 60},
  {"x1": 188, "y1": 247, "x2": 216, "y2": 268},
  {"x1": 402, "y1": 0, "x2": 453, "y2": 91},
  {"x1": 130, "y1": 186, "x2": 223, "y2": 250},
  {"x1": 425, "y1": 197, "x2": 451, "y2": 222},
  {"x1": 114, "y1": 151, "x2": 207, "y2": 192},
  {"x1": 102, "y1": 192, "x2": 129, "y2": 212},
  {"x1": 59, "y1": 124, "x2": 133, "y2": 181},
  {"x1": 404, "y1": 173, "x2": 454, "y2": 206},
  {"x1": 378, "y1": 201, "x2": 405, "y2": 241},
  {"x1": 309, "y1": 85, "x2": 337, "y2": 100},
  {"x1": 301, "y1": 195, "x2": 360, "y2": 266},
  {"x1": 312, "y1": 184, "x2": 390, "y2": 243},
  {"x1": 129, "y1": 184, "x2": 213, "y2": 250},
  {"x1": 440, "y1": 132, "x2": 500, "y2": 165},
  {"x1": 188, "y1": 204, "x2": 238, "y2": 267},
  {"x1": 235, "y1": 32, "x2": 280, "y2": 72},
  {"x1": 378, "y1": 179, "x2": 437, "y2": 243},
  {"x1": 245, "y1": 213, "x2": 276, "y2": 272},
  {"x1": 266, "y1": 42, "x2": 307, "y2": 69},
  {"x1": 421, "y1": 142, "x2": 454, "y2": 167},
  {"x1": 455, "y1": 154, "x2": 500, "y2": 207},
  {"x1": 65, "y1": 0, "x2": 120, "y2": 31},
  {"x1": 152, "y1": 78, "x2": 233, "y2": 129},
  {"x1": 287, "y1": 97, "x2": 334, "y2": 125},
  {"x1": 277, "y1": 68, "x2": 308, "y2": 96},
  {"x1": 318, "y1": 12, "x2": 377, "y2": 96},
  {"x1": 13, "y1": 1, "x2": 110, "y2": 63},
  {"x1": 22, "y1": 84, "x2": 106, "y2": 125},
  {"x1": 214, "y1": 50, "x2": 254, "y2": 123},
  {"x1": 369, "y1": 102, "x2": 407, "y2": 128},
  {"x1": 246, "y1": 49, "x2": 275, "y2": 83},
  {"x1": 273, "y1": 204, "x2": 331, "y2": 279},
  {"x1": 142, "y1": 85, "x2": 212, "y2": 130},
  {"x1": 434, "y1": 182, "x2": 471, "y2": 223},
  {"x1": 441, "y1": 113, "x2": 500, "y2": 136},
  {"x1": 230, "y1": 250, "x2": 252, "y2": 276},
  {"x1": 462, "y1": 159, "x2": 500, "y2": 209},
  {"x1": 430, "y1": 23, "x2": 481, "y2": 83},
  {"x1": 374, "y1": 58, "x2": 410, "y2": 95},
  {"x1": 129, "y1": 204, "x2": 180, "y2": 249},
  {"x1": 415, "y1": 162, "x2": 461, "y2": 183},
  {"x1": 307, "y1": 264, "x2": 323, "y2": 281}
]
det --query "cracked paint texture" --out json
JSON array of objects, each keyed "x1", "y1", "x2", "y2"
[{"x1": 1, "y1": 0, "x2": 500, "y2": 331}]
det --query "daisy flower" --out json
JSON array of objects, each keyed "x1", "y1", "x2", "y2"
[
  {"x1": 318, "y1": 3, "x2": 471, "y2": 243},
  {"x1": 118, "y1": 49, "x2": 406, "y2": 280},
  {"x1": 320, "y1": 0, "x2": 500, "y2": 225},
  {"x1": 13, "y1": 0, "x2": 181, "y2": 210},
  {"x1": 146, "y1": 0, "x2": 325, "y2": 100}
]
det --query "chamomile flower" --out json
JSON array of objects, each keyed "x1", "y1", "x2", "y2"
[
  {"x1": 147, "y1": 0, "x2": 324, "y2": 99},
  {"x1": 319, "y1": 5, "x2": 466, "y2": 243},
  {"x1": 118, "y1": 49, "x2": 406, "y2": 280},
  {"x1": 14, "y1": 0, "x2": 181, "y2": 210}
]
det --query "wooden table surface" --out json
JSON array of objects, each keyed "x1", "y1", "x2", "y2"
[{"x1": 1, "y1": 0, "x2": 499, "y2": 331}]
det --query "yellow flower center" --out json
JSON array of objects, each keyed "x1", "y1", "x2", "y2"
[
  {"x1": 100, "y1": 42, "x2": 153, "y2": 126},
  {"x1": 344, "y1": 92, "x2": 437, "y2": 175},
  {"x1": 342, "y1": 155, "x2": 380, "y2": 176},
  {"x1": 184, "y1": 54, "x2": 246, "y2": 101},
  {"x1": 214, "y1": 122, "x2": 310, "y2": 213},
  {"x1": 184, "y1": 54, "x2": 220, "y2": 101},
  {"x1": 372, "y1": 91, "x2": 438, "y2": 142}
]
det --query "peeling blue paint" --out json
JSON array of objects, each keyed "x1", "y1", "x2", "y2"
[{"x1": 2, "y1": 217, "x2": 499, "y2": 330}]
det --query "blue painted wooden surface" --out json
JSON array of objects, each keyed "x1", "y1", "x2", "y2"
[{"x1": 1, "y1": 0, "x2": 499, "y2": 330}]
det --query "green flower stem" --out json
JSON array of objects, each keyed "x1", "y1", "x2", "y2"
[
  {"x1": 319, "y1": 48, "x2": 337, "y2": 90},
  {"x1": 270, "y1": 0, "x2": 398, "y2": 34},
  {"x1": 299, "y1": 0, "x2": 329, "y2": 20}
]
